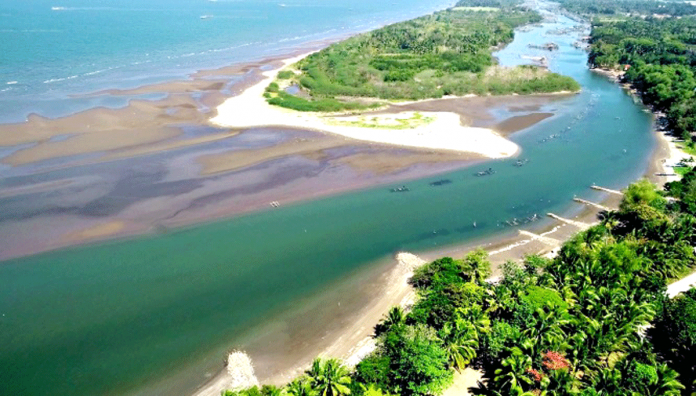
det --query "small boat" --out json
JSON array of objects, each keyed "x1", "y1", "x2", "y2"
[
  {"x1": 514, "y1": 159, "x2": 529, "y2": 167},
  {"x1": 200, "y1": 15, "x2": 213, "y2": 19},
  {"x1": 475, "y1": 168, "x2": 495, "y2": 177},
  {"x1": 390, "y1": 186, "x2": 410, "y2": 193},
  {"x1": 429, "y1": 179, "x2": 452, "y2": 186}
]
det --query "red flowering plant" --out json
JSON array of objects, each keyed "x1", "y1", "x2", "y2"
[
  {"x1": 526, "y1": 368, "x2": 544, "y2": 382},
  {"x1": 542, "y1": 351, "x2": 570, "y2": 371}
]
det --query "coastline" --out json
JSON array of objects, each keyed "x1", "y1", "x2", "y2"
[
  {"x1": 590, "y1": 67, "x2": 694, "y2": 186},
  {"x1": 189, "y1": 181, "x2": 618, "y2": 396},
  {"x1": 192, "y1": 134, "x2": 668, "y2": 396},
  {"x1": 209, "y1": 52, "x2": 520, "y2": 159}
]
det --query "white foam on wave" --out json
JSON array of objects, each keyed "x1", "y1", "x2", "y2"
[
  {"x1": 43, "y1": 75, "x2": 78, "y2": 84},
  {"x1": 6, "y1": 81, "x2": 17, "y2": 85},
  {"x1": 52, "y1": 6, "x2": 156, "y2": 11},
  {"x1": 83, "y1": 65, "x2": 119, "y2": 76}
]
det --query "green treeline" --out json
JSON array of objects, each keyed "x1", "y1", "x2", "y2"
[
  {"x1": 267, "y1": 1, "x2": 579, "y2": 112},
  {"x1": 225, "y1": 169, "x2": 696, "y2": 396},
  {"x1": 558, "y1": 0, "x2": 696, "y2": 17},
  {"x1": 587, "y1": 16, "x2": 696, "y2": 148}
]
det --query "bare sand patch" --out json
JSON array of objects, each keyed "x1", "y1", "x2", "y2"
[
  {"x1": 337, "y1": 150, "x2": 480, "y2": 175},
  {"x1": 0, "y1": 93, "x2": 213, "y2": 165},
  {"x1": 443, "y1": 368, "x2": 484, "y2": 396}
]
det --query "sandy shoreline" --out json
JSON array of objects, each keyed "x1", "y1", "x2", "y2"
[
  {"x1": 190, "y1": 187, "x2": 612, "y2": 396},
  {"x1": 209, "y1": 53, "x2": 519, "y2": 159},
  {"x1": 192, "y1": 65, "x2": 691, "y2": 396},
  {"x1": 590, "y1": 67, "x2": 694, "y2": 185}
]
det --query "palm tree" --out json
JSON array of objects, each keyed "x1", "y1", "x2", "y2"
[
  {"x1": 438, "y1": 318, "x2": 478, "y2": 371},
  {"x1": 649, "y1": 364, "x2": 684, "y2": 396},
  {"x1": 305, "y1": 358, "x2": 351, "y2": 396},
  {"x1": 285, "y1": 376, "x2": 315, "y2": 396},
  {"x1": 492, "y1": 348, "x2": 534, "y2": 393},
  {"x1": 374, "y1": 306, "x2": 405, "y2": 336}
]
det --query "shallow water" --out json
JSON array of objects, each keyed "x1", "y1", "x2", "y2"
[
  {"x1": 0, "y1": 0, "x2": 453, "y2": 123},
  {"x1": 0, "y1": 9, "x2": 656, "y2": 396}
]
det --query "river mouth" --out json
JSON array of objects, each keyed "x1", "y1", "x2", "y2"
[
  {"x1": 0, "y1": 4, "x2": 658, "y2": 396},
  {"x1": 0, "y1": 82, "x2": 562, "y2": 261}
]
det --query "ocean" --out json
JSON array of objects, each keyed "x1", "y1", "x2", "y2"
[{"x1": 0, "y1": 0, "x2": 453, "y2": 124}]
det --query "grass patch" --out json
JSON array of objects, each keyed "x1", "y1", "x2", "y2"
[
  {"x1": 277, "y1": 70, "x2": 295, "y2": 80},
  {"x1": 677, "y1": 143, "x2": 696, "y2": 156},
  {"x1": 675, "y1": 166, "x2": 691, "y2": 176},
  {"x1": 326, "y1": 112, "x2": 435, "y2": 129},
  {"x1": 267, "y1": 91, "x2": 381, "y2": 112}
]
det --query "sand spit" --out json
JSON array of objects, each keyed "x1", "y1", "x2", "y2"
[{"x1": 210, "y1": 54, "x2": 519, "y2": 159}]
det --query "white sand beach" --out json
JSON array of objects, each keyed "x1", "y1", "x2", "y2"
[
  {"x1": 656, "y1": 130, "x2": 694, "y2": 184},
  {"x1": 210, "y1": 53, "x2": 519, "y2": 159}
]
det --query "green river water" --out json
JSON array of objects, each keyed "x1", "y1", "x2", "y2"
[{"x1": 0, "y1": 11, "x2": 656, "y2": 396}]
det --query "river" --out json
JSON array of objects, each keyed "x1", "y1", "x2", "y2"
[{"x1": 0, "y1": 6, "x2": 656, "y2": 396}]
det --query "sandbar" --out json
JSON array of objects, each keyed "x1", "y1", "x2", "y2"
[{"x1": 210, "y1": 53, "x2": 519, "y2": 159}]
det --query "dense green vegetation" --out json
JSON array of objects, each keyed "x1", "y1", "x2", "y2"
[
  {"x1": 558, "y1": 0, "x2": 696, "y2": 18},
  {"x1": 224, "y1": 166, "x2": 696, "y2": 395},
  {"x1": 266, "y1": 0, "x2": 579, "y2": 112},
  {"x1": 585, "y1": 16, "x2": 696, "y2": 149}
]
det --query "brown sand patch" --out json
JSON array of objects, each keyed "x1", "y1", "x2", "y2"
[
  {"x1": 0, "y1": 95, "x2": 206, "y2": 147},
  {"x1": 3, "y1": 127, "x2": 181, "y2": 165},
  {"x1": 0, "y1": 93, "x2": 222, "y2": 165},
  {"x1": 337, "y1": 150, "x2": 478, "y2": 174},
  {"x1": 65, "y1": 221, "x2": 126, "y2": 241},
  {"x1": 101, "y1": 131, "x2": 238, "y2": 161},
  {"x1": 493, "y1": 112, "x2": 553, "y2": 135},
  {"x1": 197, "y1": 135, "x2": 348, "y2": 175}
]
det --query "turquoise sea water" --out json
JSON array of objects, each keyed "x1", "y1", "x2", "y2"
[
  {"x1": 0, "y1": 0, "x2": 452, "y2": 123},
  {"x1": 0, "y1": 5, "x2": 658, "y2": 396}
]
